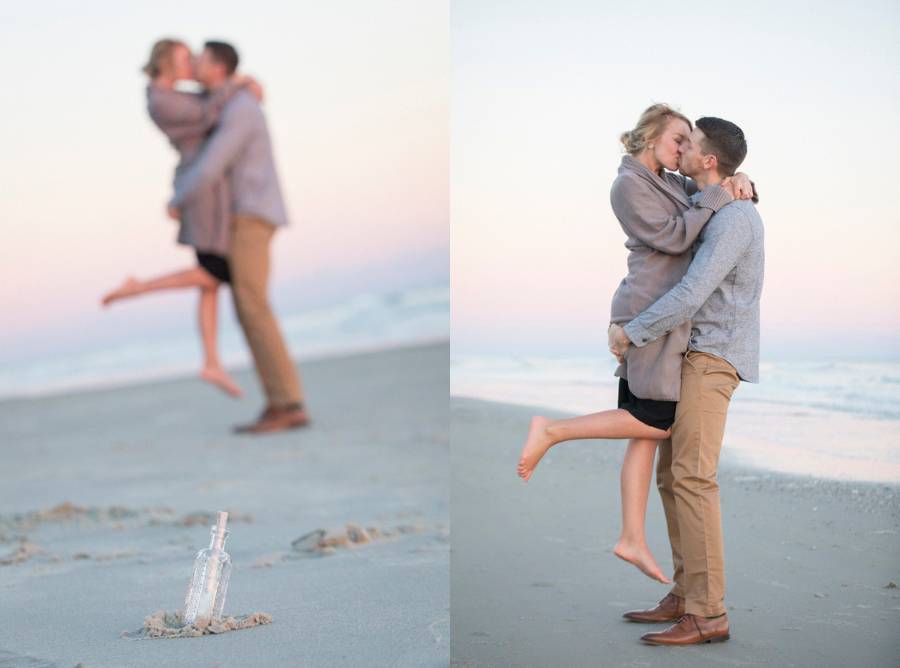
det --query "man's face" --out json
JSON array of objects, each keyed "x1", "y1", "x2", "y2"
[
  {"x1": 170, "y1": 44, "x2": 194, "y2": 82},
  {"x1": 194, "y1": 48, "x2": 224, "y2": 86},
  {"x1": 678, "y1": 128, "x2": 711, "y2": 178}
]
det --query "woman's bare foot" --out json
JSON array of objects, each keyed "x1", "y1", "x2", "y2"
[
  {"x1": 517, "y1": 416, "x2": 555, "y2": 481},
  {"x1": 101, "y1": 277, "x2": 143, "y2": 307},
  {"x1": 613, "y1": 538, "x2": 672, "y2": 584},
  {"x1": 200, "y1": 366, "x2": 243, "y2": 398}
]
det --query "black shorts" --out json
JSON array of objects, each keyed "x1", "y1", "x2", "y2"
[
  {"x1": 617, "y1": 378, "x2": 676, "y2": 431},
  {"x1": 196, "y1": 252, "x2": 231, "y2": 284}
]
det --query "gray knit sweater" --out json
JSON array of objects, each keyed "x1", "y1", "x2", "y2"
[
  {"x1": 609, "y1": 155, "x2": 734, "y2": 401},
  {"x1": 170, "y1": 89, "x2": 289, "y2": 229},
  {"x1": 147, "y1": 82, "x2": 238, "y2": 255},
  {"x1": 623, "y1": 196, "x2": 765, "y2": 382}
]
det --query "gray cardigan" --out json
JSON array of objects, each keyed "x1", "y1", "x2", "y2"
[
  {"x1": 609, "y1": 155, "x2": 733, "y2": 401},
  {"x1": 147, "y1": 83, "x2": 238, "y2": 255},
  {"x1": 624, "y1": 197, "x2": 764, "y2": 383},
  {"x1": 170, "y1": 89, "x2": 289, "y2": 229}
]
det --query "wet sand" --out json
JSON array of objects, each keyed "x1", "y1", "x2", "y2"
[
  {"x1": 451, "y1": 397, "x2": 900, "y2": 667},
  {"x1": 0, "y1": 343, "x2": 449, "y2": 668}
]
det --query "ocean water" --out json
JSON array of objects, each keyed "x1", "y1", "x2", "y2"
[
  {"x1": 451, "y1": 354, "x2": 900, "y2": 484},
  {"x1": 0, "y1": 284, "x2": 449, "y2": 401}
]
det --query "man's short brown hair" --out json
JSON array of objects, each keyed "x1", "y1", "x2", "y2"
[
  {"x1": 695, "y1": 117, "x2": 747, "y2": 177},
  {"x1": 204, "y1": 40, "x2": 239, "y2": 75}
]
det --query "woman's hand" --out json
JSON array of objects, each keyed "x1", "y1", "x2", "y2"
[
  {"x1": 232, "y1": 74, "x2": 264, "y2": 102},
  {"x1": 722, "y1": 172, "x2": 754, "y2": 200},
  {"x1": 608, "y1": 324, "x2": 630, "y2": 362},
  {"x1": 719, "y1": 178, "x2": 737, "y2": 199}
]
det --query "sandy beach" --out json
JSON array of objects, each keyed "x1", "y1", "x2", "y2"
[
  {"x1": 451, "y1": 397, "x2": 900, "y2": 667},
  {"x1": 0, "y1": 343, "x2": 449, "y2": 668}
]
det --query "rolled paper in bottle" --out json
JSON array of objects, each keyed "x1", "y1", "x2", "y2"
[
  {"x1": 213, "y1": 511, "x2": 228, "y2": 550},
  {"x1": 203, "y1": 511, "x2": 229, "y2": 619}
]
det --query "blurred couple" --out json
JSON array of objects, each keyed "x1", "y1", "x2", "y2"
[
  {"x1": 102, "y1": 39, "x2": 307, "y2": 435},
  {"x1": 517, "y1": 104, "x2": 764, "y2": 645}
]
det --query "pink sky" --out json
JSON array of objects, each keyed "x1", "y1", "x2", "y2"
[
  {"x1": 0, "y1": 1, "x2": 448, "y2": 356},
  {"x1": 451, "y1": 1, "x2": 900, "y2": 358}
]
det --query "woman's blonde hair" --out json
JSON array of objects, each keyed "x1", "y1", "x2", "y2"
[
  {"x1": 620, "y1": 104, "x2": 692, "y2": 156},
  {"x1": 141, "y1": 38, "x2": 185, "y2": 79}
]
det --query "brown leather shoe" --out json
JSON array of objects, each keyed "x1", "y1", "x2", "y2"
[
  {"x1": 622, "y1": 593, "x2": 685, "y2": 623},
  {"x1": 234, "y1": 405, "x2": 310, "y2": 435},
  {"x1": 640, "y1": 613, "x2": 730, "y2": 645}
]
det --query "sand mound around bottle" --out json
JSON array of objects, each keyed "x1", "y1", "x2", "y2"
[{"x1": 122, "y1": 610, "x2": 272, "y2": 639}]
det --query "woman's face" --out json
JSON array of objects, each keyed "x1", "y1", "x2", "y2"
[
  {"x1": 170, "y1": 44, "x2": 194, "y2": 82},
  {"x1": 650, "y1": 118, "x2": 691, "y2": 172}
]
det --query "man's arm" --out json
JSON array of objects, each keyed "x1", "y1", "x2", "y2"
[
  {"x1": 621, "y1": 207, "x2": 755, "y2": 348},
  {"x1": 169, "y1": 96, "x2": 257, "y2": 207}
]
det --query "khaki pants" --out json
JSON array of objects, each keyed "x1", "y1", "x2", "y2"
[
  {"x1": 230, "y1": 214, "x2": 304, "y2": 408},
  {"x1": 656, "y1": 351, "x2": 740, "y2": 617}
]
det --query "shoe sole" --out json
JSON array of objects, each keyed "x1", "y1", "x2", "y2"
[
  {"x1": 641, "y1": 633, "x2": 730, "y2": 646},
  {"x1": 234, "y1": 419, "x2": 311, "y2": 435}
]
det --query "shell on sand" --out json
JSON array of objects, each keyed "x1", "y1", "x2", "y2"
[
  {"x1": 0, "y1": 539, "x2": 45, "y2": 566},
  {"x1": 291, "y1": 523, "x2": 377, "y2": 554},
  {"x1": 290, "y1": 522, "x2": 427, "y2": 556}
]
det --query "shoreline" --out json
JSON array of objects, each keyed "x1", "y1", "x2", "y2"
[
  {"x1": 451, "y1": 391, "x2": 900, "y2": 486},
  {"x1": 0, "y1": 336, "x2": 449, "y2": 405}
]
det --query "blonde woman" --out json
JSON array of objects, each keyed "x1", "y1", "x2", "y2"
[
  {"x1": 102, "y1": 39, "x2": 261, "y2": 397},
  {"x1": 517, "y1": 104, "x2": 755, "y2": 584}
]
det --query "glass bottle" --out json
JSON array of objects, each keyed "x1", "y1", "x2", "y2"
[{"x1": 182, "y1": 512, "x2": 232, "y2": 625}]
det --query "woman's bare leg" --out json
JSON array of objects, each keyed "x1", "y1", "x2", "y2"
[
  {"x1": 516, "y1": 408, "x2": 669, "y2": 481},
  {"x1": 516, "y1": 410, "x2": 673, "y2": 584},
  {"x1": 197, "y1": 286, "x2": 242, "y2": 398},
  {"x1": 102, "y1": 266, "x2": 242, "y2": 397},
  {"x1": 101, "y1": 267, "x2": 217, "y2": 306},
  {"x1": 613, "y1": 438, "x2": 671, "y2": 583}
]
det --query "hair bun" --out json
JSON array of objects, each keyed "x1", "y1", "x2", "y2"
[{"x1": 620, "y1": 104, "x2": 691, "y2": 156}]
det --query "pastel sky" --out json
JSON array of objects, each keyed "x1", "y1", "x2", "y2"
[
  {"x1": 452, "y1": 0, "x2": 900, "y2": 360},
  {"x1": 0, "y1": 0, "x2": 448, "y2": 364}
]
